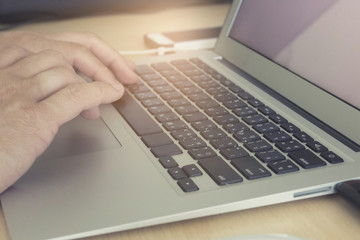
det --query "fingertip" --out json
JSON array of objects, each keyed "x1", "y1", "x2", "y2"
[
  {"x1": 81, "y1": 107, "x2": 101, "y2": 120},
  {"x1": 126, "y1": 59, "x2": 136, "y2": 70}
]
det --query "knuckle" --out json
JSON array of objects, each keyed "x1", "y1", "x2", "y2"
[
  {"x1": 70, "y1": 42, "x2": 89, "y2": 56},
  {"x1": 50, "y1": 65, "x2": 76, "y2": 78}
]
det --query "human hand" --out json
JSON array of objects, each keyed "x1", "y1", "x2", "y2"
[{"x1": 0, "y1": 31, "x2": 137, "y2": 193}]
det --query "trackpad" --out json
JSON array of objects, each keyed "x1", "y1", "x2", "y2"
[{"x1": 38, "y1": 116, "x2": 121, "y2": 161}]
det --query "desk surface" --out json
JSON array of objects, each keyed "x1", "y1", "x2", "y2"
[{"x1": 1, "y1": 2, "x2": 359, "y2": 240}]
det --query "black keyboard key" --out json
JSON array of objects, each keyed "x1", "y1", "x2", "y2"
[
  {"x1": 220, "y1": 147, "x2": 249, "y2": 160},
  {"x1": 182, "y1": 164, "x2": 203, "y2": 177},
  {"x1": 288, "y1": 149, "x2": 326, "y2": 169},
  {"x1": 223, "y1": 122, "x2": 249, "y2": 134},
  {"x1": 168, "y1": 167, "x2": 187, "y2": 180},
  {"x1": 128, "y1": 84, "x2": 148, "y2": 94},
  {"x1": 281, "y1": 123, "x2": 301, "y2": 133},
  {"x1": 190, "y1": 57, "x2": 205, "y2": 67},
  {"x1": 244, "y1": 140, "x2": 272, "y2": 152},
  {"x1": 151, "y1": 144, "x2": 183, "y2": 157},
  {"x1": 175, "y1": 64, "x2": 197, "y2": 72},
  {"x1": 142, "y1": 132, "x2": 173, "y2": 147},
  {"x1": 173, "y1": 80, "x2": 195, "y2": 89},
  {"x1": 190, "y1": 74, "x2": 211, "y2": 83},
  {"x1": 267, "y1": 160, "x2": 299, "y2": 174},
  {"x1": 196, "y1": 99, "x2": 220, "y2": 109},
  {"x1": 233, "y1": 106, "x2": 257, "y2": 117},
  {"x1": 255, "y1": 149, "x2": 286, "y2": 163},
  {"x1": 160, "y1": 69, "x2": 180, "y2": 78},
  {"x1": 320, "y1": 151, "x2": 344, "y2": 164},
  {"x1": 210, "y1": 137, "x2": 238, "y2": 149},
  {"x1": 160, "y1": 91, "x2": 182, "y2": 100},
  {"x1": 231, "y1": 156, "x2": 271, "y2": 180},
  {"x1": 175, "y1": 105, "x2": 198, "y2": 115},
  {"x1": 253, "y1": 122, "x2": 279, "y2": 134},
  {"x1": 151, "y1": 62, "x2": 173, "y2": 71},
  {"x1": 213, "y1": 113, "x2": 239, "y2": 125},
  {"x1": 212, "y1": 72, "x2": 227, "y2": 81},
  {"x1": 204, "y1": 106, "x2": 228, "y2": 117},
  {"x1": 177, "y1": 178, "x2": 199, "y2": 192},
  {"x1": 159, "y1": 156, "x2": 178, "y2": 168},
  {"x1": 201, "y1": 128, "x2": 227, "y2": 140},
  {"x1": 167, "y1": 97, "x2": 190, "y2": 107},
  {"x1": 167, "y1": 74, "x2": 187, "y2": 83},
  {"x1": 248, "y1": 99, "x2": 265, "y2": 108},
  {"x1": 237, "y1": 91, "x2": 254, "y2": 100},
  {"x1": 242, "y1": 114, "x2": 268, "y2": 125},
  {"x1": 229, "y1": 84, "x2": 244, "y2": 93},
  {"x1": 188, "y1": 147, "x2": 217, "y2": 159},
  {"x1": 218, "y1": 77, "x2": 234, "y2": 87},
  {"x1": 180, "y1": 86, "x2": 202, "y2": 95},
  {"x1": 135, "y1": 91, "x2": 157, "y2": 101},
  {"x1": 306, "y1": 141, "x2": 328, "y2": 153},
  {"x1": 171, "y1": 128, "x2": 197, "y2": 140},
  {"x1": 141, "y1": 73, "x2": 162, "y2": 81},
  {"x1": 179, "y1": 137, "x2": 207, "y2": 149},
  {"x1": 293, "y1": 131, "x2": 314, "y2": 143},
  {"x1": 214, "y1": 92, "x2": 237, "y2": 102},
  {"x1": 188, "y1": 93, "x2": 210, "y2": 102},
  {"x1": 264, "y1": 131, "x2": 292, "y2": 143},
  {"x1": 269, "y1": 114, "x2": 288, "y2": 124},
  {"x1": 223, "y1": 99, "x2": 247, "y2": 109},
  {"x1": 113, "y1": 92, "x2": 162, "y2": 136},
  {"x1": 192, "y1": 120, "x2": 217, "y2": 131},
  {"x1": 258, "y1": 106, "x2": 276, "y2": 116},
  {"x1": 153, "y1": 84, "x2": 175, "y2": 94},
  {"x1": 163, "y1": 120, "x2": 187, "y2": 131},
  {"x1": 183, "y1": 68, "x2": 203, "y2": 77},
  {"x1": 198, "y1": 157, "x2": 243, "y2": 185},
  {"x1": 206, "y1": 86, "x2": 228, "y2": 95},
  {"x1": 135, "y1": 64, "x2": 155, "y2": 75},
  {"x1": 147, "y1": 78, "x2": 167, "y2": 87},
  {"x1": 141, "y1": 97, "x2": 163, "y2": 108},
  {"x1": 148, "y1": 105, "x2": 171, "y2": 115},
  {"x1": 233, "y1": 130, "x2": 261, "y2": 143},
  {"x1": 183, "y1": 112, "x2": 207, "y2": 123},
  {"x1": 155, "y1": 112, "x2": 179, "y2": 123},
  {"x1": 275, "y1": 140, "x2": 305, "y2": 153}
]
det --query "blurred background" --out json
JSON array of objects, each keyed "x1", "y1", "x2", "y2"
[{"x1": 0, "y1": 0, "x2": 231, "y2": 23}]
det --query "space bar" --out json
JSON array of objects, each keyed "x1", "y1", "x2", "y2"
[{"x1": 113, "y1": 91, "x2": 163, "y2": 136}]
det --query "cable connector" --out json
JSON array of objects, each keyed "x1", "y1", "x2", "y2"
[{"x1": 336, "y1": 180, "x2": 360, "y2": 207}]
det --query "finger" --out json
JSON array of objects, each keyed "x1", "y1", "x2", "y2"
[
  {"x1": 38, "y1": 81, "x2": 124, "y2": 126},
  {"x1": 11, "y1": 50, "x2": 73, "y2": 78},
  {"x1": 80, "y1": 107, "x2": 101, "y2": 120},
  {"x1": 37, "y1": 39, "x2": 126, "y2": 89},
  {"x1": 45, "y1": 32, "x2": 138, "y2": 84},
  {"x1": 0, "y1": 45, "x2": 33, "y2": 69},
  {"x1": 25, "y1": 66, "x2": 82, "y2": 101}
]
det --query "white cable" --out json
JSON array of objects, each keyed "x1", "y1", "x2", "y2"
[
  {"x1": 119, "y1": 47, "x2": 176, "y2": 56},
  {"x1": 118, "y1": 40, "x2": 216, "y2": 56}
]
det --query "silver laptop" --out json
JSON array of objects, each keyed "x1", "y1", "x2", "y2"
[{"x1": 2, "y1": 0, "x2": 360, "y2": 239}]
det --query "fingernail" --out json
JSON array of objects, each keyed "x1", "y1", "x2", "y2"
[{"x1": 113, "y1": 81, "x2": 124, "y2": 91}]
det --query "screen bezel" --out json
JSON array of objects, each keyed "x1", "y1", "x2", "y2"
[{"x1": 215, "y1": 0, "x2": 360, "y2": 146}]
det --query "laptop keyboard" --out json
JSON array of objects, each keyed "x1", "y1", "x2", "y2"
[{"x1": 113, "y1": 58, "x2": 344, "y2": 193}]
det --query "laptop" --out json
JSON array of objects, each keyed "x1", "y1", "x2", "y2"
[{"x1": 1, "y1": 0, "x2": 360, "y2": 239}]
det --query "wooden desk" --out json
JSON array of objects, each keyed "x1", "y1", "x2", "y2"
[{"x1": 1, "y1": 2, "x2": 359, "y2": 240}]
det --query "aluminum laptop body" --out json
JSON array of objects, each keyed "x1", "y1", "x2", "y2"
[{"x1": 1, "y1": 0, "x2": 360, "y2": 239}]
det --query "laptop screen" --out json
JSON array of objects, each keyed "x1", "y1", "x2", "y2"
[{"x1": 229, "y1": 0, "x2": 360, "y2": 110}]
